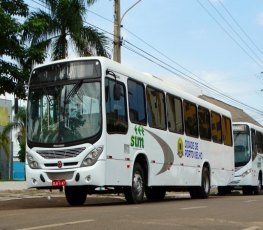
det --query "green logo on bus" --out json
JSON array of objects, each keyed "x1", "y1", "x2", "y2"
[{"x1": 131, "y1": 125, "x2": 144, "y2": 148}]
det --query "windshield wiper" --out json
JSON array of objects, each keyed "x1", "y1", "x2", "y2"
[{"x1": 64, "y1": 80, "x2": 83, "y2": 104}]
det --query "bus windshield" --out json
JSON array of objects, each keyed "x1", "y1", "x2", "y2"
[
  {"x1": 27, "y1": 61, "x2": 102, "y2": 146},
  {"x1": 234, "y1": 132, "x2": 251, "y2": 167}
]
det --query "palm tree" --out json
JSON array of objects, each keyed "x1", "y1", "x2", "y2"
[
  {"x1": 22, "y1": 0, "x2": 110, "y2": 60},
  {"x1": 4, "y1": 107, "x2": 26, "y2": 162}
]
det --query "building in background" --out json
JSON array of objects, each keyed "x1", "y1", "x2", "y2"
[
  {"x1": 199, "y1": 95, "x2": 263, "y2": 127},
  {"x1": 0, "y1": 98, "x2": 13, "y2": 180}
]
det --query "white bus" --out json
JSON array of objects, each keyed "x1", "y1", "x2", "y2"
[
  {"x1": 26, "y1": 57, "x2": 234, "y2": 206},
  {"x1": 220, "y1": 122, "x2": 263, "y2": 195}
]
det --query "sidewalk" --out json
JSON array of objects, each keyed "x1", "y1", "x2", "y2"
[
  {"x1": 0, "y1": 181, "x2": 27, "y2": 191},
  {"x1": 0, "y1": 181, "x2": 64, "y2": 201}
]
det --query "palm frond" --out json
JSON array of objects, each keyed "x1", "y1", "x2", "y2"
[
  {"x1": 72, "y1": 26, "x2": 110, "y2": 57},
  {"x1": 0, "y1": 132, "x2": 10, "y2": 159},
  {"x1": 51, "y1": 36, "x2": 68, "y2": 60}
]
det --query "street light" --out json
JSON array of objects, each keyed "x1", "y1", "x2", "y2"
[{"x1": 113, "y1": 0, "x2": 142, "y2": 63}]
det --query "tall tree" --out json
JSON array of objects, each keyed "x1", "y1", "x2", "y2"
[
  {"x1": 4, "y1": 107, "x2": 26, "y2": 162},
  {"x1": 0, "y1": 1, "x2": 47, "y2": 99},
  {"x1": 0, "y1": 0, "x2": 28, "y2": 99},
  {"x1": 23, "y1": 0, "x2": 110, "y2": 61}
]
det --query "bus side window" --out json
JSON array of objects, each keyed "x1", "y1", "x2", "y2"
[
  {"x1": 105, "y1": 78, "x2": 128, "y2": 134},
  {"x1": 251, "y1": 129, "x2": 257, "y2": 160},
  {"x1": 256, "y1": 131, "x2": 263, "y2": 153},
  {"x1": 198, "y1": 106, "x2": 211, "y2": 141},
  {"x1": 127, "y1": 79, "x2": 147, "y2": 125},
  {"x1": 211, "y1": 111, "x2": 222, "y2": 143},
  {"x1": 166, "y1": 94, "x2": 184, "y2": 134},
  {"x1": 183, "y1": 100, "x2": 198, "y2": 137},
  {"x1": 146, "y1": 86, "x2": 166, "y2": 130},
  {"x1": 222, "y1": 116, "x2": 233, "y2": 146}
]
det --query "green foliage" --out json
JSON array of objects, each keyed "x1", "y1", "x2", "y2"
[
  {"x1": 0, "y1": 1, "x2": 46, "y2": 99},
  {"x1": 0, "y1": 130, "x2": 10, "y2": 160},
  {"x1": 1, "y1": 0, "x2": 109, "y2": 98},
  {"x1": 4, "y1": 107, "x2": 26, "y2": 162},
  {"x1": 23, "y1": 0, "x2": 110, "y2": 61}
]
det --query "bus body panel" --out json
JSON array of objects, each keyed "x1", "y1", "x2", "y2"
[
  {"x1": 230, "y1": 155, "x2": 262, "y2": 187},
  {"x1": 26, "y1": 158, "x2": 107, "y2": 188}
]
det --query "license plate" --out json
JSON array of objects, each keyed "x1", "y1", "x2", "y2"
[{"x1": 52, "y1": 179, "x2": 66, "y2": 187}]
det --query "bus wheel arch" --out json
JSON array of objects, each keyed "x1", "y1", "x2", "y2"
[
  {"x1": 254, "y1": 171, "x2": 262, "y2": 195},
  {"x1": 200, "y1": 163, "x2": 211, "y2": 198},
  {"x1": 190, "y1": 162, "x2": 211, "y2": 199},
  {"x1": 124, "y1": 153, "x2": 148, "y2": 204}
]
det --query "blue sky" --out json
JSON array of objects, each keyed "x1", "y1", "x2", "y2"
[{"x1": 3, "y1": 0, "x2": 263, "y2": 125}]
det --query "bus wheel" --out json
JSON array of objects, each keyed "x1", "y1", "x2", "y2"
[
  {"x1": 218, "y1": 186, "x2": 231, "y2": 195},
  {"x1": 190, "y1": 167, "x2": 210, "y2": 199},
  {"x1": 65, "y1": 186, "x2": 87, "y2": 206},
  {"x1": 124, "y1": 163, "x2": 145, "y2": 204},
  {"x1": 254, "y1": 176, "x2": 262, "y2": 195},
  {"x1": 145, "y1": 187, "x2": 166, "y2": 201},
  {"x1": 242, "y1": 186, "x2": 253, "y2": 195}
]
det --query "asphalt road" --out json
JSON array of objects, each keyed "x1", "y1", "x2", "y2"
[{"x1": 0, "y1": 192, "x2": 263, "y2": 230}]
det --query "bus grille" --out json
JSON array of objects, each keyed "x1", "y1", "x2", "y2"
[
  {"x1": 46, "y1": 171, "x2": 74, "y2": 180},
  {"x1": 36, "y1": 147, "x2": 86, "y2": 159}
]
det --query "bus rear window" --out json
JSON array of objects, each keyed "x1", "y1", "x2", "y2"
[{"x1": 222, "y1": 116, "x2": 233, "y2": 146}]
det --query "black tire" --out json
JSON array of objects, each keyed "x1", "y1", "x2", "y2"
[
  {"x1": 218, "y1": 186, "x2": 231, "y2": 196},
  {"x1": 199, "y1": 167, "x2": 210, "y2": 198},
  {"x1": 145, "y1": 187, "x2": 166, "y2": 201},
  {"x1": 190, "y1": 167, "x2": 210, "y2": 199},
  {"x1": 242, "y1": 186, "x2": 253, "y2": 195},
  {"x1": 189, "y1": 188, "x2": 199, "y2": 199},
  {"x1": 254, "y1": 175, "x2": 262, "y2": 195},
  {"x1": 124, "y1": 163, "x2": 145, "y2": 204},
  {"x1": 65, "y1": 186, "x2": 87, "y2": 206}
]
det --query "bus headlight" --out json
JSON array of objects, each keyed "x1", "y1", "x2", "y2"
[
  {"x1": 241, "y1": 168, "x2": 252, "y2": 177},
  {"x1": 81, "y1": 146, "x2": 104, "y2": 167},
  {"x1": 27, "y1": 153, "x2": 41, "y2": 169}
]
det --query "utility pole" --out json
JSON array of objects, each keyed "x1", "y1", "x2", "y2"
[
  {"x1": 113, "y1": 0, "x2": 142, "y2": 63},
  {"x1": 113, "y1": 0, "x2": 121, "y2": 63}
]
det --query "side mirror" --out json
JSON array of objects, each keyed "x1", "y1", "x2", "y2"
[{"x1": 114, "y1": 83, "x2": 121, "y2": 101}]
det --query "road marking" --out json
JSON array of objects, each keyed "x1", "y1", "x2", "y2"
[
  {"x1": 181, "y1": 206, "x2": 207, "y2": 210},
  {"x1": 17, "y1": 219, "x2": 95, "y2": 230},
  {"x1": 2, "y1": 212, "x2": 25, "y2": 217},
  {"x1": 244, "y1": 200, "x2": 257, "y2": 203},
  {"x1": 242, "y1": 226, "x2": 261, "y2": 230}
]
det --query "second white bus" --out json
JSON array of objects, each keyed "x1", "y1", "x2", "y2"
[
  {"x1": 219, "y1": 122, "x2": 263, "y2": 195},
  {"x1": 26, "y1": 57, "x2": 234, "y2": 205}
]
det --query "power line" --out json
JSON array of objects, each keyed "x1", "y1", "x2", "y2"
[
  {"x1": 197, "y1": 0, "x2": 263, "y2": 69},
  {"x1": 206, "y1": 0, "x2": 263, "y2": 67},
  {"x1": 87, "y1": 9, "x2": 114, "y2": 24},
  {"x1": 81, "y1": 11, "x2": 263, "y2": 117},
  {"x1": 30, "y1": 0, "x2": 46, "y2": 9},
  {"x1": 218, "y1": 0, "x2": 263, "y2": 58},
  {"x1": 123, "y1": 40, "x2": 263, "y2": 115}
]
